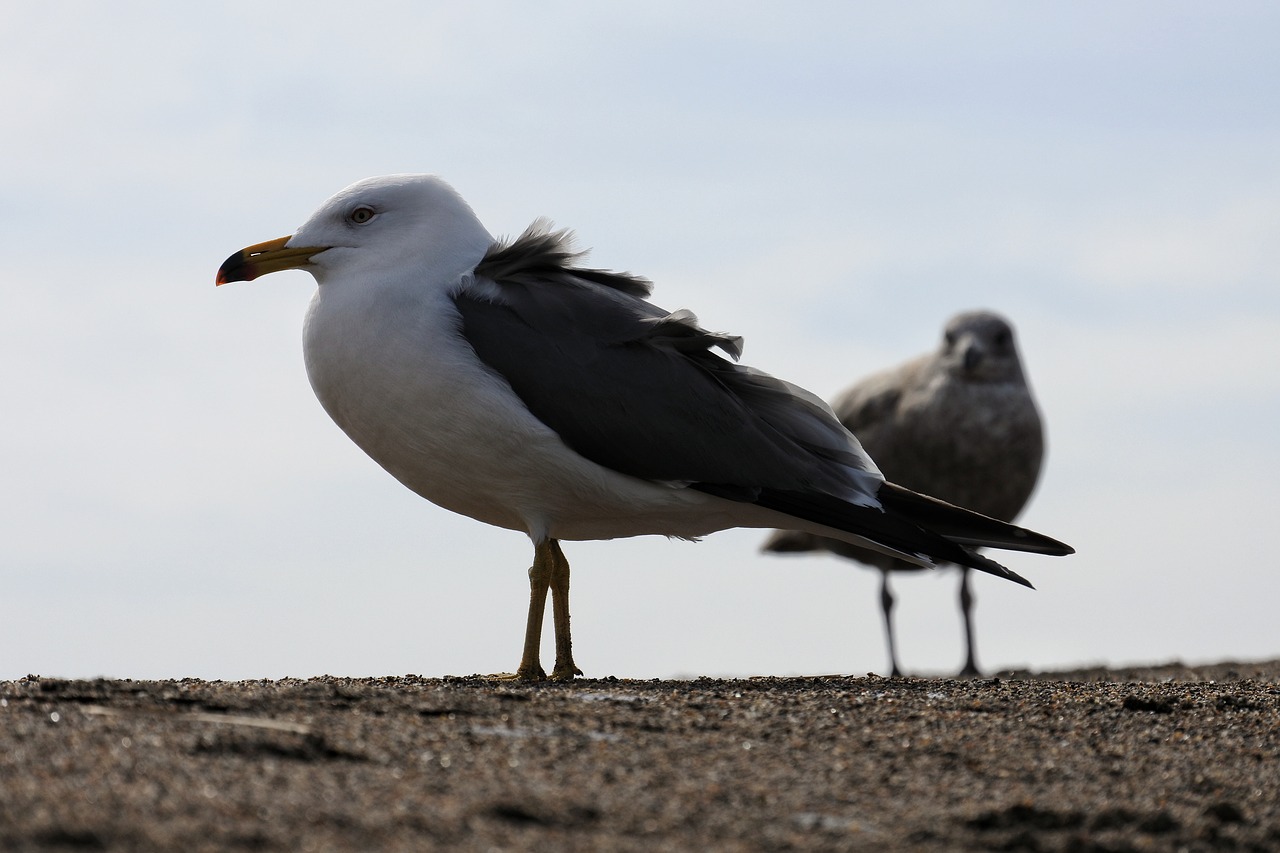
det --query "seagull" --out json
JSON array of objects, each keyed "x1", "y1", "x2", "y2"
[
  {"x1": 216, "y1": 174, "x2": 1072, "y2": 680},
  {"x1": 762, "y1": 311, "x2": 1046, "y2": 676}
]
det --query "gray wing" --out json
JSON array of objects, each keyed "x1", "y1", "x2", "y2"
[{"x1": 453, "y1": 268, "x2": 878, "y2": 501}]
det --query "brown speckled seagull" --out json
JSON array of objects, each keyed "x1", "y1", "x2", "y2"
[{"x1": 763, "y1": 311, "x2": 1048, "y2": 676}]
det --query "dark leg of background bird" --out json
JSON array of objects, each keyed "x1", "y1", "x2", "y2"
[
  {"x1": 514, "y1": 540, "x2": 555, "y2": 680},
  {"x1": 878, "y1": 569, "x2": 904, "y2": 677},
  {"x1": 958, "y1": 568, "x2": 981, "y2": 677},
  {"x1": 546, "y1": 539, "x2": 582, "y2": 681}
]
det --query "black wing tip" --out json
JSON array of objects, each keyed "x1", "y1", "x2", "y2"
[
  {"x1": 878, "y1": 481, "x2": 1074, "y2": 557},
  {"x1": 958, "y1": 549, "x2": 1035, "y2": 589},
  {"x1": 1007, "y1": 526, "x2": 1075, "y2": 556}
]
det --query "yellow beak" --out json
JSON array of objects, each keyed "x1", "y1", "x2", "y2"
[{"x1": 215, "y1": 236, "x2": 327, "y2": 286}]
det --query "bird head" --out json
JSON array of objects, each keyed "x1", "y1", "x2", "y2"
[
  {"x1": 938, "y1": 311, "x2": 1026, "y2": 383},
  {"x1": 216, "y1": 174, "x2": 493, "y2": 290}
]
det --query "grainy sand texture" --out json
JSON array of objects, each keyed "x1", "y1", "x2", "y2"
[{"x1": 3, "y1": 660, "x2": 1278, "y2": 851}]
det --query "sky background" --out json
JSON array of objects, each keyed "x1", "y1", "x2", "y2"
[{"x1": 2, "y1": 2, "x2": 1277, "y2": 681}]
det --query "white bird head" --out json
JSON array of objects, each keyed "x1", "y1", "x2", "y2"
[{"x1": 216, "y1": 174, "x2": 494, "y2": 290}]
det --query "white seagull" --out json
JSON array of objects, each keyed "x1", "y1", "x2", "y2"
[{"x1": 216, "y1": 174, "x2": 1072, "y2": 681}]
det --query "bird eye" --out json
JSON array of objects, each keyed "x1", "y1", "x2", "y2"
[
  {"x1": 348, "y1": 205, "x2": 376, "y2": 225},
  {"x1": 994, "y1": 330, "x2": 1011, "y2": 348}
]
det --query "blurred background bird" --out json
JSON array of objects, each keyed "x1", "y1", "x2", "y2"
[{"x1": 763, "y1": 311, "x2": 1045, "y2": 677}]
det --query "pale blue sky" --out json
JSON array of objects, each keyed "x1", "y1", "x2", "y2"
[{"x1": 2, "y1": 3, "x2": 1278, "y2": 679}]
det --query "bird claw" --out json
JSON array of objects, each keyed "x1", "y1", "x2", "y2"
[
  {"x1": 489, "y1": 665, "x2": 547, "y2": 682},
  {"x1": 549, "y1": 663, "x2": 583, "y2": 682}
]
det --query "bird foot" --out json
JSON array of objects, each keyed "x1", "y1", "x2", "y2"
[
  {"x1": 489, "y1": 664, "x2": 548, "y2": 682},
  {"x1": 549, "y1": 663, "x2": 583, "y2": 682}
]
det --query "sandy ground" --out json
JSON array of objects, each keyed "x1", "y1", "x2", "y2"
[{"x1": 3, "y1": 660, "x2": 1278, "y2": 852}]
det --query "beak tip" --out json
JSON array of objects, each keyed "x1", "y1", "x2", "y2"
[
  {"x1": 214, "y1": 265, "x2": 245, "y2": 286},
  {"x1": 214, "y1": 235, "x2": 301, "y2": 287}
]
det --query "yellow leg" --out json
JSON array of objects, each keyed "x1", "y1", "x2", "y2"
[
  {"x1": 512, "y1": 541, "x2": 555, "y2": 680},
  {"x1": 546, "y1": 540, "x2": 581, "y2": 681}
]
